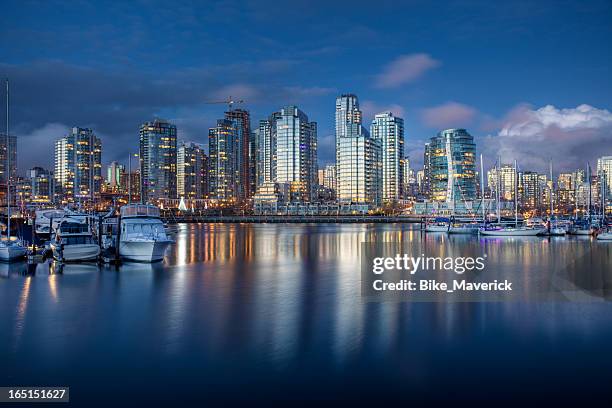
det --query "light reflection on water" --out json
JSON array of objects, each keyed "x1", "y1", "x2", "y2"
[{"x1": 1, "y1": 223, "x2": 611, "y2": 402}]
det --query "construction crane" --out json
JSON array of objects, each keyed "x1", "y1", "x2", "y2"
[{"x1": 204, "y1": 96, "x2": 244, "y2": 112}]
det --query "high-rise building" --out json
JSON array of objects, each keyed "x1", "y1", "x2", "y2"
[
  {"x1": 422, "y1": 143, "x2": 432, "y2": 198},
  {"x1": 106, "y1": 161, "x2": 125, "y2": 190},
  {"x1": 275, "y1": 106, "x2": 317, "y2": 202},
  {"x1": 429, "y1": 129, "x2": 476, "y2": 203},
  {"x1": 209, "y1": 118, "x2": 240, "y2": 203},
  {"x1": 335, "y1": 94, "x2": 381, "y2": 206},
  {"x1": 519, "y1": 171, "x2": 541, "y2": 210},
  {"x1": 322, "y1": 164, "x2": 337, "y2": 191},
  {"x1": 177, "y1": 141, "x2": 208, "y2": 199},
  {"x1": 0, "y1": 133, "x2": 17, "y2": 184},
  {"x1": 225, "y1": 109, "x2": 252, "y2": 202},
  {"x1": 255, "y1": 112, "x2": 281, "y2": 188},
  {"x1": 29, "y1": 167, "x2": 54, "y2": 204},
  {"x1": 597, "y1": 156, "x2": 612, "y2": 196},
  {"x1": 139, "y1": 119, "x2": 177, "y2": 203},
  {"x1": 488, "y1": 164, "x2": 516, "y2": 201},
  {"x1": 370, "y1": 112, "x2": 404, "y2": 203},
  {"x1": 54, "y1": 127, "x2": 102, "y2": 203}
]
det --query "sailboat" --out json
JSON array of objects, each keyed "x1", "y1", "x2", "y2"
[
  {"x1": 547, "y1": 159, "x2": 566, "y2": 236},
  {"x1": 449, "y1": 154, "x2": 486, "y2": 234},
  {"x1": 479, "y1": 159, "x2": 545, "y2": 236},
  {"x1": 569, "y1": 163, "x2": 596, "y2": 235},
  {"x1": 0, "y1": 79, "x2": 28, "y2": 261}
]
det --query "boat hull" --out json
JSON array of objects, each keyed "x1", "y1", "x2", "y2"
[
  {"x1": 569, "y1": 229, "x2": 595, "y2": 236},
  {"x1": 479, "y1": 228, "x2": 545, "y2": 236},
  {"x1": 597, "y1": 233, "x2": 612, "y2": 241},
  {"x1": 51, "y1": 244, "x2": 100, "y2": 262},
  {"x1": 424, "y1": 225, "x2": 448, "y2": 232},
  {"x1": 448, "y1": 226, "x2": 480, "y2": 234},
  {"x1": 0, "y1": 245, "x2": 28, "y2": 262},
  {"x1": 120, "y1": 240, "x2": 171, "y2": 262},
  {"x1": 549, "y1": 228, "x2": 566, "y2": 236}
]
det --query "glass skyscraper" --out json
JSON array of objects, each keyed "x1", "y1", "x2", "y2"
[
  {"x1": 429, "y1": 128, "x2": 476, "y2": 203},
  {"x1": 0, "y1": 133, "x2": 17, "y2": 184},
  {"x1": 370, "y1": 112, "x2": 404, "y2": 203},
  {"x1": 225, "y1": 109, "x2": 252, "y2": 202},
  {"x1": 209, "y1": 118, "x2": 239, "y2": 203},
  {"x1": 54, "y1": 127, "x2": 102, "y2": 204},
  {"x1": 597, "y1": 155, "x2": 612, "y2": 196},
  {"x1": 139, "y1": 119, "x2": 177, "y2": 203},
  {"x1": 255, "y1": 111, "x2": 281, "y2": 188},
  {"x1": 177, "y1": 141, "x2": 208, "y2": 200},
  {"x1": 275, "y1": 106, "x2": 317, "y2": 202},
  {"x1": 335, "y1": 94, "x2": 381, "y2": 206}
]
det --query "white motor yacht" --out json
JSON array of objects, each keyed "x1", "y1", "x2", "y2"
[
  {"x1": 119, "y1": 204, "x2": 173, "y2": 262},
  {"x1": 0, "y1": 237, "x2": 28, "y2": 262},
  {"x1": 50, "y1": 220, "x2": 100, "y2": 262}
]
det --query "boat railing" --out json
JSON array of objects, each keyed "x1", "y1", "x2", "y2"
[{"x1": 121, "y1": 205, "x2": 161, "y2": 218}]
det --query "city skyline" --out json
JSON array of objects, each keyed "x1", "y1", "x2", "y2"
[{"x1": 1, "y1": 0, "x2": 611, "y2": 174}]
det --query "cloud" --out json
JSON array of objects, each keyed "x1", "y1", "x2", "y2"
[
  {"x1": 489, "y1": 104, "x2": 612, "y2": 172},
  {"x1": 18, "y1": 123, "x2": 71, "y2": 171},
  {"x1": 212, "y1": 84, "x2": 260, "y2": 102},
  {"x1": 1, "y1": 60, "x2": 337, "y2": 172},
  {"x1": 361, "y1": 101, "x2": 406, "y2": 123},
  {"x1": 282, "y1": 86, "x2": 337, "y2": 98},
  {"x1": 420, "y1": 101, "x2": 478, "y2": 129},
  {"x1": 374, "y1": 53, "x2": 440, "y2": 88}
]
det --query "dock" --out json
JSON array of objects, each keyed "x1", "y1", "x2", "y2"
[{"x1": 159, "y1": 215, "x2": 424, "y2": 224}]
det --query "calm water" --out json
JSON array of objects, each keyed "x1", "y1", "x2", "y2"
[{"x1": 1, "y1": 223, "x2": 612, "y2": 405}]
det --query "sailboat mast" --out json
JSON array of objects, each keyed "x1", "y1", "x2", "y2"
[
  {"x1": 480, "y1": 154, "x2": 485, "y2": 222},
  {"x1": 514, "y1": 159, "x2": 518, "y2": 227},
  {"x1": 587, "y1": 163, "x2": 591, "y2": 225},
  {"x1": 496, "y1": 156, "x2": 501, "y2": 223},
  {"x1": 549, "y1": 159, "x2": 553, "y2": 219},
  {"x1": 5, "y1": 79, "x2": 10, "y2": 238}
]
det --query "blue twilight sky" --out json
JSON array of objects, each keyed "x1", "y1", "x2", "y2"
[{"x1": 1, "y1": 0, "x2": 611, "y2": 174}]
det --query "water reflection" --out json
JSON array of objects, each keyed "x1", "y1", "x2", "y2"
[{"x1": 1, "y1": 224, "x2": 611, "y2": 401}]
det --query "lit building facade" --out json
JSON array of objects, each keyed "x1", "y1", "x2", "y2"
[
  {"x1": 429, "y1": 129, "x2": 476, "y2": 203},
  {"x1": 0, "y1": 133, "x2": 17, "y2": 184},
  {"x1": 139, "y1": 119, "x2": 177, "y2": 203},
  {"x1": 255, "y1": 112, "x2": 281, "y2": 188},
  {"x1": 335, "y1": 94, "x2": 381, "y2": 206},
  {"x1": 177, "y1": 141, "x2": 208, "y2": 200},
  {"x1": 275, "y1": 106, "x2": 317, "y2": 202},
  {"x1": 225, "y1": 109, "x2": 252, "y2": 202},
  {"x1": 209, "y1": 118, "x2": 239, "y2": 203},
  {"x1": 54, "y1": 127, "x2": 102, "y2": 203},
  {"x1": 370, "y1": 112, "x2": 404, "y2": 203},
  {"x1": 106, "y1": 161, "x2": 125, "y2": 190},
  {"x1": 597, "y1": 156, "x2": 612, "y2": 197},
  {"x1": 29, "y1": 167, "x2": 54, "y2": 204}
]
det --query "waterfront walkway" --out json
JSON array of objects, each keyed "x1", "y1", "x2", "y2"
[{"x1": 160, "y1": 215, "x2": 424, "y2": 224}]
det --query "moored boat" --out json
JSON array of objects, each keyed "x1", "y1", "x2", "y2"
[
  {"x1": 50, "y1": 220, "x2": 100, "y2": 262},
  {"x1": 119, "y1": 204, "x2": 173, "y2": 262},
  {"x1": 479, "y1": 226, "x2": 545, "y2": 236}
]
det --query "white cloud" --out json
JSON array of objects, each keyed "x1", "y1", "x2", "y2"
[
  {"x1": 492, "y1": 104, "x2": 612, "y2": 171},
  {"x1": 420, "y1": 101, "x2": 477, "y2": 129},
  {"x1": 374, "y1": 53, "x2": 440, "y2": 88},
  {"x1": 361, "y1": 101, "x2": 406, "y2": 123}
]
